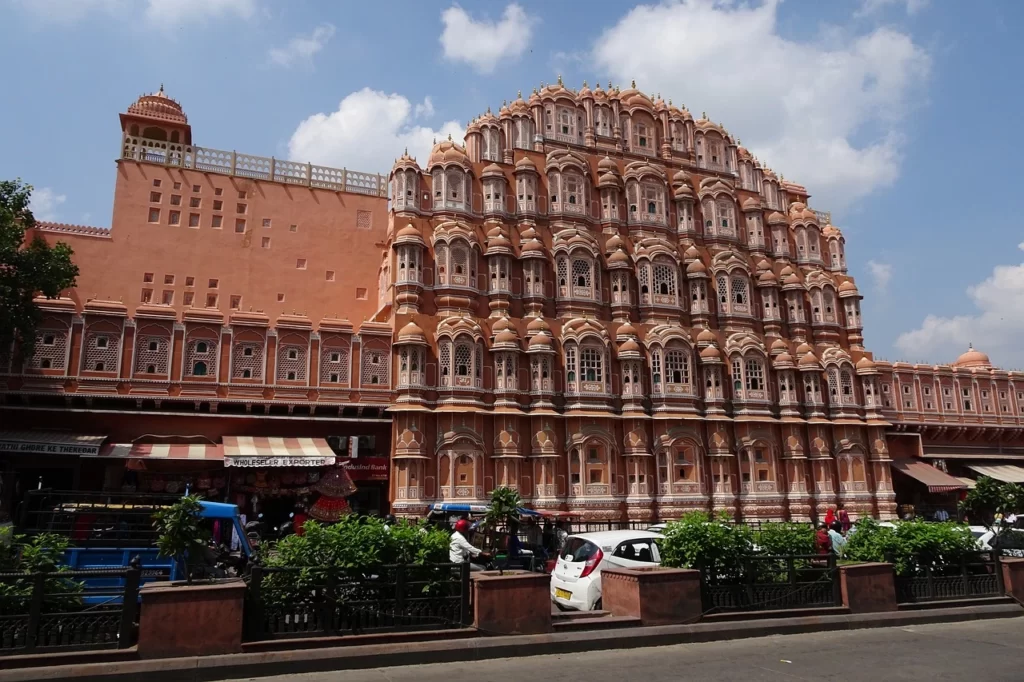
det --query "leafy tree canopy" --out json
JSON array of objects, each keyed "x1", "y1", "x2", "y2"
[{"x1": 0, "y1": 179, "x2": 79, "y2": 356}]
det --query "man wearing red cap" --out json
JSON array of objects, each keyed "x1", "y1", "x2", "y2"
[{"x1": 449, "y1": 518, "x2": 489, "y2": 571}]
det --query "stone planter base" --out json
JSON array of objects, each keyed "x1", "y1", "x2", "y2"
[
  {"x1": 471, "y1": 570, "x2": 552, "y2": 635},
  {"x1": 137, "y1": 579, "x2": 246, "y2": 659},
  {"x1": 601, "y1": 566, "x2": 702, "y2": 626},
  {"x1": 1000, "y1": 557, "x2": 1024, "y2": 603},
  {"x1": 840, "y1": 562, "x2": 897, "y2": 613}
]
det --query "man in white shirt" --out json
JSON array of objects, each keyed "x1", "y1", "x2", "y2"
[
  {"x1": 449, "y1": 519, "x2": 489, "y2": 571},
  {"x1": 828, "y1": 523, "x2": 847, "y2": 558}
]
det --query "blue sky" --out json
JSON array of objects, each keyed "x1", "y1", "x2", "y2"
[{"x1": 2, "y1": 0, "x2": 1022, "y2": 368}]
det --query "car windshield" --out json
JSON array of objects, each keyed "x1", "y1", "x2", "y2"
[
  {"x1": 562, "y1": 537, "x2": 599, "y2": 562},
  {"x1": 971, "y1": 530, "x2": 987, "y2": 539},
  {"x1": 613, "y1": 539, "x2": 657, "y2": 562}
]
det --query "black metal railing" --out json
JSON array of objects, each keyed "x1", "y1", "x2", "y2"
[
  {"x1": 0, "y1": 567, "x2": 141, "y2": 655},
  {"x1": 700, "y1": 554, "x2": 840, "y2": 614},
  {"x1": 244, "y1": 563, "x2": 471, "y2": 642},
  {"x1": 892, "y1": 551, "x2": 1003, "y2": 604},
  {"x1": 17, "y1": 489, "x2": 182, "y2": 548}
]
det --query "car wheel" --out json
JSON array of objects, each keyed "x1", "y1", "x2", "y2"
[
  {"x1": 593, "y1": 597, "x2": 603, "y2": 611},
  {"x1": 554, "y1": 602, "x2": 571, "y2": 612}
]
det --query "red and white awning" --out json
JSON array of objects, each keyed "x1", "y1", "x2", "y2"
[
  {"x1": 96, "y1": 443, "x2": 223, "y2": 460},
  {"x1": 222, "y1": 436, "x2": 336, "y2": 468}
]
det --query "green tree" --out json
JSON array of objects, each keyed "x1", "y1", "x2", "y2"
[
  {"x1": 0, "y1": 179, "x2": 79, "y2": 358},
  {"x1": 659, "y1": 511, "x2": 754, "y2": 580},
  {"x1": 959, "y1": 476, "x2": 1021, "y2": 530},
  {"x1": 484, "y1": 486, "x2": 522, "y2": 529},
  {"x1": 152, "y1": 495, "x2": 208, "y2": 584}
]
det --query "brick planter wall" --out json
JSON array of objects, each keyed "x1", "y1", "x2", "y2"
[
  {"x1": 601, "y1": 566, "x2": 702, "y2": 626},
  {"x1": 471, "y1": 571, "x2": 552, "y2": 635},
  {"x1": 137, "y1": 580, "x2": 247, "y2": 659},
  {"x1": 1000, "y1": 557, "x2": 1024, "y2": 604},
  {"x1": 839, "y1": 562, "x2": 897, "y2": 613}
]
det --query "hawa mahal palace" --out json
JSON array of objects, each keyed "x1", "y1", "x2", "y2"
[{"x1": 3, "y1": 79, "x2": 1023, "y2": 522}]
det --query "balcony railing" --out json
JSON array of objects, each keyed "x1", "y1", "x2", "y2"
[{"x1": 121, "y1": 134, "x2": 387, "y2": 197}]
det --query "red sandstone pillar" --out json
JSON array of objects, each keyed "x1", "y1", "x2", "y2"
[{"x1": 839, "y1": 562, "x2": 897, "y2": 613}]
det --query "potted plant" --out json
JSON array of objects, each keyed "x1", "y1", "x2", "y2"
[{"x1": 152, "y1": 494, "x2": 209, "y2": 584}]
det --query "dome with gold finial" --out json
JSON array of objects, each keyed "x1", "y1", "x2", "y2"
[
  {"x1": 127, "y1": 84, "x2": 187, "y2": 124},
  {"x1": 391, "y1": 147, "x2": 421, "y2": 173},
  {"x1": 427, "y1": 137, "x2": 471, "y2": 169},
  {"x1": 953, "y1": 344, "x2": 992, "y2": 369}
]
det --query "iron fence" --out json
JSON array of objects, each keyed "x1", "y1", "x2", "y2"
[
  {"x1": 244, "y1": 563, "x2": 471, "y2": 641},
  {"x1": 892, "y1": 551, "x2": 1003, "y2": 603},
  {"x1": 700, "y1": 554, "x2": 840, "y2": 614},
  {"x1": 0, "y1": 567, "x2": 140, "y2": 655}
]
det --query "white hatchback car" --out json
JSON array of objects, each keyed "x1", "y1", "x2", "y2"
[{"x1": 550, "y1": 530, "x2": 663, "y2": 611}]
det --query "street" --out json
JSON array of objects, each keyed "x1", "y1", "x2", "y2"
[{"x1": 217, "y1": 617, "x2": 1024, "y2": 682}]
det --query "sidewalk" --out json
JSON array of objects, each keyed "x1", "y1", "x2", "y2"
[{"x1": 1, "y1": 602, "x2": 1020, "y2": 682}]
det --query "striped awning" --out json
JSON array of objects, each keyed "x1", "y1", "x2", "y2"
[
  {"x1": 96, "y1": 443, "x2": 223, "y2": 460},
  {"x1": 222, "y1": 436, "x2": 336, "y2": 468},
  {"x1": 890, "y1": 459, "x2": 968, "y2": 493},
  {"x1": 967, "y1": 464, "x2": 1024, "y2": 484}
]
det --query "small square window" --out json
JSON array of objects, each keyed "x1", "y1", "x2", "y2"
[
  {"x1": 183, "y1": 291, "x2": 194, "y2": 306},
  {"x1": 903, "y1": 385, "x2": 910, "y2": 394},
  {"x1": 189, "y1": 197, "x2": 201, "y2": 208},
  {"x1": 211, "y1": 215, "x2": 222, "y2": 228},
  {"x1": 148, "y1": 340, "x2": 159, "y2": 351},
  {"x1": 213, "y1": 200, "x2": 223, "y2": 211},
  {"x1": 42, "y1": 334, "x2": 55, "y2": 346},
  {"x1": 150, "y1": 191, "x2": 162, "y2": 203},
  {"x1": 288, "y1": 349, "x2": 298, "y2": 360},
  {"x1": 170, "y1": 195, "x2": 181, "y2": 206},
  {"x1": 153, "y1": 179, "x2": 162, "y2": 188},
  {"x1": 169, "y1": 210, "x2": 180, "y2": 225},
  {"x1": 209, "y1": 279, "x2": 219, "y2": 288},
  {"x1": 262, "y1": 218, "x2": 271, "y2": 228},
  {"x1": 236, "y1": 203, "x2": 247, "y2": 214},
  {"x1": 189, "y1": 213, "x2": 200, "y2": 227},
  {"x1": 242, "y1": 368, "x2": 252, "y2": 378},
  {"x1": 215, "y1": 188, "x2": 223, "y2": 196},
  {"x1": 164, "y1": 274, "x2": 174, "y2": 285},
  {"x1": 141, "y1": 288, "x2": 153, "y2": 303},
  {"x1": 296, "y1": 259, "x2": 307, "y2": 270},
  {"x1": 148, "y1": 208, "x2": 160, "y2": 223},
  {"x1": 192, "y1": 184, "x2": 201, "y2": 193},
  {"x1": 262, "y1": 237, "x2": 271, "y2": 248},
  {"x1": 289, "y1": 224, "x2": 297, "y2": 232},
  {"x1": 206, "y1": 293, "x2": 218, "y2": 307},
  {"x1": 93, "y1": 362, "x2": 105, "y2": 372},
  {"x1": 162, "y1": 290, "x2": 174, "y2": 305},
  {"x1": 40, "y1": 358, "x2": 52, "y2": 369},
  {"x1": 277, "y1": 293, "x2": 285, "y2": 302},
  {"x1": 143, "y1": 272, "x2": 154, "y2": 283},
  {"x1": 355, "y1": 287, "x2": 368, "y2": 300},
  {"x1": 96, "y1": 336, "x2": 108, "y2": 348},
  {"x1": 243, "y1": 346, "x2": 253, "y2": 357},
  {"x1": 330, "y1": 373, "x2": 339, "y2": 383},
  {"x1": 287, "y1": 371, "x2": 297, "y2": 380},
  {"x1": 230, "y1": 295, "x2": 241, "y2": 310},
  {"x1": 235, "y1": 219, "x2": 246, "y2": 233},
  {"x1": 326, "y1": 270, "x2": 335, "y2": 281},
  {"x1": 185, "y1": 276, "x2": 195, "y2": 287},
  {"x1": 330, "y1": 352, "x2": 340, "y2": 362},
  {"x1": 146, "y1": 364, "x2": 156, "y2": 374},
  {"x1": 173, "y1": 182, "x2": 182, "y2": 190},
  {"x1": 238, "y1": 191, "x2": 246, "y2": 199}
]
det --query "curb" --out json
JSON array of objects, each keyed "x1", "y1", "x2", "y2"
[{"x1": 2, "y1": 603, "x2": 1021, "y2": 682}]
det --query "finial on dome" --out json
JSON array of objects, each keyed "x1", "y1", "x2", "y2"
[
  {"x1": 159, "y1": 83, "x2": 164, "y2": 93},
  {"x1": 433, "y1": 137, "x2": 436, "y2": 144},
  {"x1": 447, "y1": 133, "x2": 452, "y2": 141},
  {"x1": 668, "y1": 98, "x2": 672, "y2": 105},
  {"x1": 631, "y1": 79, "x2": 636, "y2": 88},
  {"x1": 702, "y1": 111, "x2": 707, "y2": 119},
  {"x1": 502, "y1": 99, "x2": 507, "y2": 107},
  {"x1": 608, "y1": 80, "x2": 612, "y2": 89},
  {"x1": 968, "y1": 342, "x2": 974, "y2": 350},
  {"x1": 582, "y1": 79, "x2": 587, "y2": 87},
  {"x1": 557, "y1": 74, "x2": 562, "y2": 85},
  {"x1": 486, "y1": 106, "x2": 491, "y2": 114},
  {"x1": 404, "y1": 147, "x2": 408, "y2": 155}
]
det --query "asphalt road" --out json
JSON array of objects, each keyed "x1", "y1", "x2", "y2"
[{"x1": 218, "y1": 617, "x2": 1024, "y2": 682}]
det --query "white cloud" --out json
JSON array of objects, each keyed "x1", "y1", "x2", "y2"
[
  {"x1": 143, "y1": 0, "x2": 255, "y2": 24},
  {"x1": 268, "y1": 23, "x2": 335, "y2": 68},
  {"x1": 857, "y1": 0, "x2": 930, "y2": 17},
  {"x1": 440, "y1": 3, "x2": 534, "y2": 74},
  {"x1": 10, "y1": 0, "x2": 256, "y2": 25},
  {"x1": 30, "y1": 187, "x2": 67, "y2": 222},
  {"x1": 895, "y1": 258, "x2": 1024, "y2": 368},
  {"x1": 414, "y1": 97, "x2": 435, "y2": 119},
  {"x1": 866, "y1": 260, "x2": 893, "y2": 292},
  {"x1": 287, "y1": 88, "x2": 463, "y2": 175},
  {"x1": 593, "y1": 0, "x2": 930, "y2": 211}
]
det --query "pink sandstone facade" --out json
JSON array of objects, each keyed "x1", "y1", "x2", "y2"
[{"x1": 3, "y1": 83, "x2": 1023, "y2": 522}]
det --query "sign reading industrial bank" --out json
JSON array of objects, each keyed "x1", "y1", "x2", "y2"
[{"x1": 0, "y1": 440, "x2": 102, "y2": 456}]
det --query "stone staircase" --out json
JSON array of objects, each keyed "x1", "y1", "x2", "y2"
[{"x1": 551, "y1": 608, "x2": 641, "y2": 632}]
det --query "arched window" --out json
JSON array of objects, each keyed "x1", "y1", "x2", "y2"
[
  {"x1": 566, "y1": 343, "x2": 605, "y2": 393},
  {"x1": 431, "y1": 168, "x2": 443, "y2": 206},
  {"x1": 611, "y1": 271, "x2": 629, "y2": 305},
  {"x1": 840, "y1": 369, "x2": 855, "y2": 405},
  {"x1": 823, "y1": 288, "x2": 837, "y2": 323},
  {"x1": 445, "y1": 168, "x2": 464, "y2": 203},
  {"x1": 595, "y1": 106, "x2": 611, "y2": 137},
  {"x1": 827, "y1": 368, "x2": 840, "y2": 402},
  {"x1": 641, "y1": 182, "x2": 665, "y2": 224},
  {"x1": 650, "y1": 350, "x2": 662, "y2": 391},
  {"x1": 702, "y1": 199, "x2": 715, "y2": 232},
  {"x1": 517, "y1": 175, "x2": 535, "y2": 213},
  {"x1": 524, "y1": 260, "x2": 544, "y2": 296},
  {"x1": 436, "y1": 241, "x2": 475, "y2": 289},
  {"x1": 192, "y1": 361, "x2": 207, "y2": 376},
  {"x1": 690, "y1": 281, "x2": 708, "y2": 313},
  {"x1": 716, "y1": 274, "x2": 729, "y2": 311},
  {"x1": 482, "y1": 128, "x2": 500, "y2": 162},
  {"x1": 513, "y1": 118, "x2": 533, "y2": 149},
  {"x1": 731, "y1": 276, "x2": 749, "y2": 313},
  {"x1": 665, "y1": 348, "x2": 691, "y2": 393},
  {"x1": 557, "y1": 256, "x2": 595, "y2": 300},
  {"x1": 717, "y1": 200, "x2": 734, "y2": 236},
  {"x1": 196, "y1": 341, "x2": 208, "y2": 354}
]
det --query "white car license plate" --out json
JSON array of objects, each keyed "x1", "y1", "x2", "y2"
[{"x1": 555, "y1": 587, "x2": 572, "y2": 600}]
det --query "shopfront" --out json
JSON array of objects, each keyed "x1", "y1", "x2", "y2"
[
  {"x1": 326, "y1": 435, "x2": 390, "y2": 517},
  {"x1": 0, "y1": 431, "x2": 107, "y2": 519}
]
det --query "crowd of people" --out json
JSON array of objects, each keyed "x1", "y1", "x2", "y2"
[{"x1": 815, "y1": 504, "x2": 852, "y2": 558}]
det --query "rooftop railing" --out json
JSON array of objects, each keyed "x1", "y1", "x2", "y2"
[{"x1": 121, "y1": 134, "x2": 388, "y2": 197}]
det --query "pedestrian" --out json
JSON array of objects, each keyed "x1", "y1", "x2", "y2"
[
  {"x1": 815, "y1": 522, "x2": 832, "y2": 556},
  {"x1": 933, "y1": 508, "x2": 950, "y2": 522},
  {"x1": 828, "y1": 522, "x2": 847, "y2": 558},
  {"x1": 292, "y1": 503, "x2": 308, "y2": 537},
  {"x1": 824, "y1": 506, "x2": 836, "y2": 528},
  {"x1": 837, "y1": 503, "x2": 851, "y2": 534}
]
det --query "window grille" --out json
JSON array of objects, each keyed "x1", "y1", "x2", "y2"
[{"x1": 277, "y1": 345, "x2": 306, "y2": 382}]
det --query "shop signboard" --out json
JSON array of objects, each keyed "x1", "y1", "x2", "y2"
[
  {"x1": 341, "y1": 457, "x2": 389, "y2": 481},
  {"x1": 224, "y1": 455, "x2": 334, "y2": 468},
  {"x1": 0, "y1": 440, "x2": 102, "y2": 456}
]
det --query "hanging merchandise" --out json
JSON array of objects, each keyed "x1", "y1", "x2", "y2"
[
  {"x1": 307, "y1": 465, "x2": 358, "y2": 522},
  {"x1": 308, "y1": 495, "x2": 351, "y2": 522}
]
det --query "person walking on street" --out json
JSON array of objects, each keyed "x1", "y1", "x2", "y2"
[
  {"x1": 837, "y1": 503, "x2": 851, "y2": 534},
  {"x1": 824, "y1": 506, "x2": 836, "y2": 528}
]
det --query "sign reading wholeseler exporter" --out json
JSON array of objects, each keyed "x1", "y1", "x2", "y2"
[
  {"x1": 0, "y1": 441, "x2": 102, "y2": 456},
  {"x1": 223, "y1": 455, "x2": 335, "y2": 468}
]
